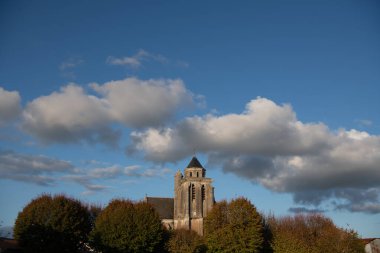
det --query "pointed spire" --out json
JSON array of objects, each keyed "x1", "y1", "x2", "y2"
[
  {"x1": 175, "y1": 169, "x2": 182, "y2": 177},
  {"x1": 186, "y1": 156, "x2": 204, "y2": 169}
]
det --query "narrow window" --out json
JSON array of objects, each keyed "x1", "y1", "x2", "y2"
[
  {"x1": 190, "y1": 172, "x2": 192, "y2": 177},
  {"x1": 201, "y1": 185, "x2": 205, "y2": 201},
  {"x1": 192, "y1": 184, "x2": 195, "y2": 200},
  {"x1": 197, "y1": 172, "x2": 199, "y2": 177}
]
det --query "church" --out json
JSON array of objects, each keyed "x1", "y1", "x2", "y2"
[{"x1": 145, "y1": 157, "x2": 215, "y2": 235}]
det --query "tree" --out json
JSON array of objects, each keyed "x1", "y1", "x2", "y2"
[
  {"x1": 204, "y1": 197, "x2": 264, "y2": 253},
  {"x1": 167, "y1": 229, "x2": 207, "y2": 253},
  {"x1": 269, "y1": 213, "x2": 363, "y2": 253},
  {"x1": 90, "y1": 199, "x2": 164, "y2": 253},
  {"x1": 14, "y1": 194, "x2": 92, "y2": 253}
]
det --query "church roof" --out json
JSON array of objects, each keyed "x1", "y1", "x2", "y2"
[
  {"x1": 146, "y1": 197, "x2": 174, "y2": 219},
  {"x1": 186, "y1": 156, "x2": 204, "y2": 169}
]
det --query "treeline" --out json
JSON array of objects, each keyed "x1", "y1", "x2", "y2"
[{"x1": 13, "y1": 194, "x2": 364, "y2": 253}]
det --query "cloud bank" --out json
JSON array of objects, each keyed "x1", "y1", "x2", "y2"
[
  {"x1": 129, "y1": 97, "x2": 380, "y2": 213},
  {"x1": 2, "y1": 81, "x2": 379, "y2": 214},
  {"x1": 64, "y1": 164, "x2": 172, "y2": 195},
  {"x1": 0, "y1": 150, "x2": 73, "y2": 186},
  {"x1": 0, "y1": 148, "x2": 171, "y2": 194},
  {"x1": 22, "y1": 77, "x2": 194, "y2": 146}
]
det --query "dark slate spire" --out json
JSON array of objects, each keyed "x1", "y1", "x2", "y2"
[{"x1": 186, "y1": 156, "x2": 204, "y2": 169}]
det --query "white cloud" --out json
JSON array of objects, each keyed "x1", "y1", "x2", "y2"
[
  {"x1": 106, "y1": 49, "x2": 189, "y2": 70},
  {"x1": 342, "y1": 129, "x2": 370, "y2": 140},
  {"x1": 130, "y1": 97, "x2": 380, "y2": 213},
  {"x1": 22, "y1": 78, "x2": 195, "y2": 145},
  {"x1": 106, "y1": 49, "x2": 168, "y2": 68},
  {"x1": 91, "y1": 77, "x2": 194, "y2": 127},
  {"x1": 106, "y1": 56, "x2": 142, "y2": 68},
  {"x1": 130, "y1": 98, "x2": 331, "y2": 161},
  {"x1": 22, "y1": 84, "x2": 119, "y2": 146},
  {"x1": 0, "y1": 87, "x2": 21, "y2": 125}
]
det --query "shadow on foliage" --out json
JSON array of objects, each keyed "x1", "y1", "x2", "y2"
[
  {"x1": 18, "y1": 224, "x2": 83, "y2": 253},
  {"x1": 262, "y1": 216, "x2": 274, "y2": 253}
]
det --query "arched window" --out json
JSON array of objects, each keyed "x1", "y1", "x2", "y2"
[{"x1": 190, "y1": 172, "x2": 192, "y2": 177}]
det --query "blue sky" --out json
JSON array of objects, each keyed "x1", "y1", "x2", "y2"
[{"x1": 0, "y1": 0, "x2": 379, "y2": 237}]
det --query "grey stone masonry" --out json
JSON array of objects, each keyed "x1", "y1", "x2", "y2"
[{"x1": 173, "y1": 157, "x2": 215, "y2": 235}]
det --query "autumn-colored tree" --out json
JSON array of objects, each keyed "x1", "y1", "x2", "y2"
[
  {"x1": 166, "y1": 229, "x2": 207, "y2": 253},
  {"x1": 269, "y1": 213, "x2": 363, "y2": 253},
  {"x1": 90, "y1": 199, "x2": 164, "y2": 253},
  {"x1": 204, "y1": 197, "x2": 264, "y2": 253},
  {"x1": 14, "y1": 194, "x2": 92, "y2": 253}
]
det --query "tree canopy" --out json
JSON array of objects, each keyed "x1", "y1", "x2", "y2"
[
  {"x1": 12, "y1": 194, "x2": 365, "y2": 253},
  {"x1": 167, "y1": 229, "x2": 206, "y2": 253},
  {"x1": 14, "y1": 194, "x2": 92, "y2": 253},
  {"x1": 204, "y1": 197, "x2": 264, "y2": 253},
  {"x1": 90, "y1": 199, "x2": 164, "y2": 253},
  {"x1": 268, "y1": 213, "x2": 363, "y2": 253}
]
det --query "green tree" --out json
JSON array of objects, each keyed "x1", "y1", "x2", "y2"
[
  {"x1": 90, "y1": 199, "x2": 164, "y2": 253},
  {"x1": 14, "y1": 194, "x2": 92, "y2": 253},
  {"x1": 204, "y1": 197, "x2": 264, "y2": 253},
  {"x1": 167, "y1": 229, "x2": 207, "y2": 253},
  {"x1": 269, "y1": 213, "x2": 363, "y2": 253}
]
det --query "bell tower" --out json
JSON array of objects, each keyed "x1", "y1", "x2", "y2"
[{"x1": 174, "y1": 157, "x2": 214, "y2": 235}]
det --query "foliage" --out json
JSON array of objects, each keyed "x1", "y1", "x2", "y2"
[
  {"x1": 204, "y1": 197, "x2": 264, "y2": 253},
  {"x1": 14, "y1": 194, "x2": 92, "y2": 253},
  {"x1": 167, "y1": 229, "x2": 207, "y2": 253},
  {"x1": 268, "y1": 213, "x2": 364, "y2": 253},
  {"x1": 90, "y1": 199, "x2": 164, "y2": 253}
]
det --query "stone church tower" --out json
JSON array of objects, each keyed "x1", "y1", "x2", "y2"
[
  {"x1": 173, "y1": 157, "x2": 214, "y2": 235},
  {"x1": 145, "y1": 156, "x2": 214, "y2": 235}
]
